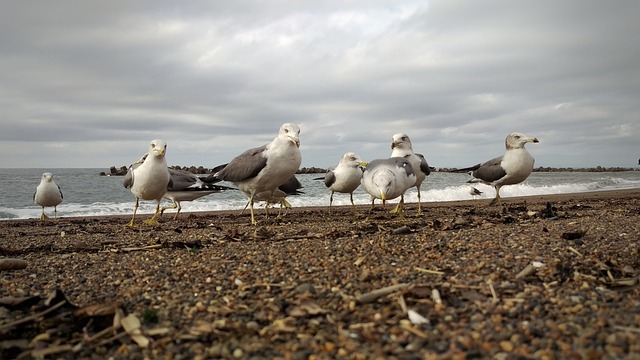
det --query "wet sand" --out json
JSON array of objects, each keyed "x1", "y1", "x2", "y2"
[{"x1": 1, "y1": 189, "x2": 639, "y2": 359}]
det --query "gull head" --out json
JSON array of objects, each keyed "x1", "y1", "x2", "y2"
[
  {"x1": 506, "y1": 133, "x2": 539, "y2": 150},
  {"x1": 341, "y1": 152, "x2": 368, "y2": 168},
  {"x1": 148, "y1": 139, "x2": 168, "y2": 157},
  {"x1": 280, "y1": 123, "x2": 301, "y2": 148},
  {"x1": 391, "y1": 133, "x2": 412, "y2": 151},
  {"x1": 42, "y1": 173, "x2": 54, "y2": 182}
]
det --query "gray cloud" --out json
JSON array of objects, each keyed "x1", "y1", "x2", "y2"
[{"x1": 1, "y1": 0, "x2": 638, "y2": 169}]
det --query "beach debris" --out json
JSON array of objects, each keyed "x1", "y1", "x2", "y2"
[
  {"x1": 515, "y1": 261, "x2": 545, "y2": 280},
  {"x1": 562, "y1": 228, "x2": 587, "y2": 241},
  {"x1": 355, "y1": 283, "x2": 410, "y2": 304},
  {"x1": 407, "y1": 309, "x2": 429, "y2": 325},
  {"x1": 0, "y1": 258, "x2": 27, "y2": 271},
  {"x1": 541, "y1": 202, "x2": 558, "y2": 218},
  {"x1": 392, "y1": 226, "x2": 413, "y2": 235}
]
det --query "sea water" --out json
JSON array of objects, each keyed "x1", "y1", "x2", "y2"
[{"x1": 1, "y1": 168, "x2": 639, "y2": 220}]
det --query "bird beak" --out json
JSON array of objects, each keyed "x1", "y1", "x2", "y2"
[
  {"x1": 359, "y1": 161, "x2": 368, "y2": 167},
  {"x1": 156, "y1": 147, "x2": 165, "y2": 156},
  {"x1": 380, "y1": 192, "x2": 387, "y2": 201},
  {"x1": 530, "y1": 137, "x2": 540, "y2": 143},
  {"x1": 290, "y1": 136, "x2": 301, "y2": 148},
  {"x1": 391, "y1": 142, "x2": 397, "y2": 149}
]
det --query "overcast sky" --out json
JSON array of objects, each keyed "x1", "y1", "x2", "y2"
[{"x1": 1, "y1": 0, "x2": 639, "y2": 169}]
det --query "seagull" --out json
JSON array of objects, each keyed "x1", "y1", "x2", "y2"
[
  {"x1": 244, "y1": 175, "x2": 304, "y2": 215},
  {"x1": 123, "y1": 139, "x2": 173, "y2": 226},
  {"x1": 161, "y1": 168, "x2": 235, "y2": 219},
  {"x1": 323, "y1": 152, "x2": 367, "y2": 212},
  {"x1": 33, "y1": 172, "x2": 63, "y2": 221},
  {"x1": 214, "y1": 123, "x2": 302, "y2": 224},
  {"x1": 361, "y1": 157, "x2": 416, "y2": 216},
  {"x1": 460, "y1": 132, "x2": 539, "y2": 205},
  {"x1": 391, "y1": 133, "x2": 431, "y2": 215},
  {"x1": 469, "y1": 187, "x2": 483, "y2": 198}
]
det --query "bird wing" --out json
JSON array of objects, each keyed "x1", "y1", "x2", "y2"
[
  {"x1": 471, "y1": 156, "x2": 506, "y2": 182},
  {"x1": 278, "y1": 176, "x2": 302, "y2": 195},
  {"x1": 215, "y1": 145, "x2": 268, "y2": 182},
  {"x1": 324, "y1": 170, "x2": 336, "y2": 188},
  {"x1": 168, "y1": 169, "x2": 199, "y2": 191},
  {"x1": 122, "y1": 155, "x2": 145, "y2": 189},
  {"x1": 415, "y1": 153, "x2": 431, "y2": 176},
  {"x1": 58, "y1": 185, "x2": 63, "y2": 199}
]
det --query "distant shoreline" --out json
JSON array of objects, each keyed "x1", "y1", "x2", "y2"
[{"x1": 100, "y1": 164, "x2": 640, "y2": 176}]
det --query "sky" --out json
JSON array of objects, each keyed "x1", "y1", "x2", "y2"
[{"x1": 1, "y1": 0, "x2": 639, "y2": 170}]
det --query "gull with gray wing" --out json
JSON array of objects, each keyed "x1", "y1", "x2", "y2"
[
  {"x1": 323, "y1": 152, "x2": 367, "y2": 212},
  {"x1": 123, "y1": 139, "x2": 173, "y2": 226},
  {"x1": 460, "y1": 132, "x2": 539, "y2": 205},
  {"x1": 34, "y1": 172, "x2": 63, "y2": 221},
  {"x1": 214, "y1": 123, "x2": 302, "y2": 225},
  {"x1": 361, "y1": 157, "x2": 416, "y2": 216},
  {"x1": 391, "y1": 133, "x2": 431, "y2": 215}
]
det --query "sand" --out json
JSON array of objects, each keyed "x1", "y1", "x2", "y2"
[{"x1": 1, "y1": 189, "x2": 639, "y2": 359}]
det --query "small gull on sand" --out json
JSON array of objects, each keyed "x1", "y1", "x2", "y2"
[
  {"x1": 161, "y1": 168, "x2": 235, "y2": 219},
  {"x1": 322, "y1": 152, "x2": 367, "y2": 212},
  {"x1": 391, "y1": 133, "x2": 431, "y2": 215},
  {"x1": 361, "y1": 157, "x2": 416, "y2": 216},
  {"x1": 469, "y1": 187, "x2": 483, "y2": 198},
  {"x1": 123, "y1": 139, "x2": 173, "y2": 226},
  {"x1": 460, "y1": 132, "x2": 539, "y2": 205},
  {"x1": 33, "y1": 172, "x2": 63, "y2": 221},
  {"x1": 214, "y1": 123, "x2": 302, "y2": 225}
]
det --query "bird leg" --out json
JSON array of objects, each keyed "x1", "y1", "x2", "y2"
[
  {"x1": 390, "y1": 195, "x2": 405, "y2": 217},
  {"x1": 40, "y1": 208, "x2": 48, "y2": 221},
  {"x1": 54, "y1": 206, "x2": 58, "y2": 219},
  {"x1": 143, "y1": 202, "x2": 162, "y2": 226},
  {"x1": 415, "y1": 188, "x2": 424, "y2": 216},
  {"x1": 329, "y1": 192, "x2": 334, "y2": 213},
  {"x1": 126, "y1": 198, "x2": 140, "y2": 227},
  {"x1": 249, "y1": 194, "x2": 258, "y2": 225},
  {"x1": 160, "y1": 201, "x2": 178, "y2": 217},
  {"x1": 172, "y1": 203, "x2": 182, "y2": 220},
  {"x1": 489, "y1": 187, "x2": 502, "y2": 206}
]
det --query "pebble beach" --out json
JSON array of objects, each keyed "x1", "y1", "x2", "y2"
[{"x1": 1, "y1": 189, "x2": 639, "y2": 359}]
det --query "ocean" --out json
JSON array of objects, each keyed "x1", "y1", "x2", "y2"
[{"x1": 2, "y1": 168, "x2": 640, "y2": 220}]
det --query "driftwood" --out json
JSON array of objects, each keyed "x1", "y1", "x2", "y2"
[
  {"x1": 0, "y1": 258, "x2": 27, "y2": 271},
  {"x1": 355, "y1": 283, "x2": 409, "y2": 304}
]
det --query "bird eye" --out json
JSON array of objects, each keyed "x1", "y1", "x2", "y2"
[
  {"x1": 151, "y1": 143, "x2": 156, "y2": 148},
  {"x1": 284, "y1": 128, "x2": 289, "y2": 133}
]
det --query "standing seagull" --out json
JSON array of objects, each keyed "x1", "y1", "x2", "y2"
[
  {"x1": 33, "y1": 172, "x2": 63, "y2": 221},
  {"x1": 214, "y1": 123, "x2": 302, "y2": 225},
  {"x1": 161, "y1": 168, "x2": 235, "y2": 219},
  {"x1": 469, "y1": 187, "x2": 483, "y2": 198},
  {"x1": 361, "y1": 157, "x2": 416, "y2": 216},
  {"x1": 123, "y1": 139, "x2": 173, "y2": 226},
  {"x1": 391, "y1": 133, "x2": 431, "y2": 215},
  {"x1": 323, "y1": 152, "x2": 367, "y2": 212},
  {"x1": 462, "y1": 132, "x2": 539, "y2": 205}
]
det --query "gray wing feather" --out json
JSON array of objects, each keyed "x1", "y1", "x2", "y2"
[
  {"x1": 215, "y1": 145, "x2": 268, "y2": 182},
  {"x1": 168, "y1": 169, "x2": 198, "y2": 191},
  {"x1": 471, "y1": 156, "x2": 506, "y2": 182},
  {"x1": 324, "y1": 170, "x2": 336, "y2": 188},
  {"x1": 415, "y1": 153, "x2": 431, "y2": 176},
  {"x1": 278, "y1": 176, "x2": 303, "y2": 195}
]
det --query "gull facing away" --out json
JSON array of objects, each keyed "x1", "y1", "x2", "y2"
[
  {"x1": 33, "y1": 172, "x2": 63, "y2": 221},
  {"x1": 460, "y1": 133, "x2": 539, "y2": 205},
  {"x1": 391, "y1": 133, "x2": 431, "y2": 215},
  {"x1": 123, "y1": 139, "x2": 173, "y2": 226},
  {"x1": 161, "y1": 168, "x2": 235, "y2": 219},
  {"x1": 214, "y1": 123, "x2": 302, "y2": 225},
  {"x1": 361, "y1": 157, "x2": 416, "y2": 216},
  {"x1": 323, "y1": 152, "x2": 367, "y2": 212}
]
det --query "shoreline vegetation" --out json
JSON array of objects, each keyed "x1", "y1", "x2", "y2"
[{"x1": 100, "y1": 164, "x2": 640, "y2": 176}]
